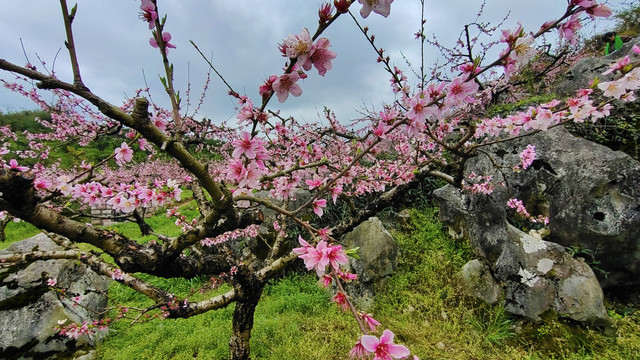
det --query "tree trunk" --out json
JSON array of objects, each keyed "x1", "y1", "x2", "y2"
[
  {"x1": 0, "y1": 215, "x2": 12, "y2": 242},
  {"x1": 229, "y1": 284, "x2": 264, "y2": 360}
]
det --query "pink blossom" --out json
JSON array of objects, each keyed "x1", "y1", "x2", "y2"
[
  {"x1": 232, "y1": 131, "x2": 266, "y2": 160},
  {"x1": 518, "y1": 144, "x2": 536, "y2": 170},
  {"x1": 603, "y1": 55, "x2": 630, "y2": 75},
  {"x1": 331, "y1": 185, "x2": 342, "y2": 203},
  {"x1": 111, "y1": 269, "x2": 125, "y2": 281},
  {"x1": 310, "y1": 38, "x2": 337, "y2": 76},
  {"x1": 306, "y1": 176, "x2": 324, "y2": 190},
  {"x1": 153, "y1": 117, "x2": 167, "y2": 130},
  {"x1": 360, "y1": 329, "x2": 411, "y2": 360},
  {"x1": 319, "y1": 3, "x2": 334, "y2": 24},
  {"x1": 149, "y1": 32, "x2": 176, "y2": 53},
  {"x1": 598, "y1": 80, "x2": 627, "y2": 99},
  {"x1": 360, "y1": 312, "x2": 381, "y2": 332},
  {"x1": 406, "y1": 92, "x2": 431, "y2": 123},
  {"x1": 115, "y1": 143, "x2": 134, "y2": 165},
  {"x1": 34, "y1": 177, "x2": 51, "y2": 190},
  {"x1": 350, "y1": 340, "x2": 368, "y2": 359},
  {"x1": 272, "y1": 72, "x2": 302, "y2": 103},
  {"x1": 358, "y1": 0, "x2": 394, "y2": 18},
  {"x1": 294, "y1": 238, "x2": 328, "y2": 276},
  {"x1": 283, "y1": 28, "x2": 314, "y2": 65},
  {"x1": 6, "y1": 159, "x2": 29, "y2": 172},
  {"x1": 332, "y1": 291, "x2": 349, "y2": 311},
  {"x1": 259, "y1": 75, "x2": 278, "y2": 97},
  {"x1": 139, "y1": 0, "x2": 157, "y2": 29},
  {"x1": 585, "y1": 4, "x2": 612, "y2": 18},
  {"x1": 559, "y1": 14, "x2": 581, "y2": 44},
  {"x1": 446, "y1": 76, "x2": 478, "y2": 106},
  {"x1": 47, "y1": 278, "x2": 57, "y2": 287},
  {"x1": 325, "y1": 243, "x2": 348, "y2": 270},
  {"x1": 633, "y1": 44, "x2": 640, "y2": 55},
  {"x1": 500, "y1": 23, "x2": 523, "y2": 44},
  {"x1": 313, "y1": 198, "x2": 327, "y2": 217}
]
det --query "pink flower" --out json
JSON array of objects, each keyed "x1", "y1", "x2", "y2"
[
  {"x1": 149, "y1": 32, "x2": 176, "y2": 53},
  {"x1": 232, "y1": 131, "x2": 265, "y2": 160},
  {"x1": 559, "y1": 14, "x2": 581, "y2": 44},
  {"x1": 310, "y1": 38, "x2": 337, "y2": 76},
  {"x1": 360, "y1": 329, "x2": 411, "y2": 360},
  {"x1": 406, "y1": 92, "x2": 431, "y2": 123},
  {"x1": 518, "y1": 144, "x2": 536, "y2": 170},
  {"x1": 47, "y1": 278, "x2": 57, "y2": 287},
  {"x1": 139, "y1": 0, "x2": 157, "y2": 29},
  {"x1": 313, "y1": 198, "x2": 327, "y2": 217},
  {"x1": 446, "y1": 76, "x2": 478, "y2": 106},
  {"x1": 633, "y1": 44, "x2": 640, "y2": 56},
  {"x1": 283, "y1": 28, "x2": 314, "y2": 65},
  {"x1": 358, "y1": 0, "x2": 393, "y2": 18},
  {"x1": 598, "y1": 80, "x2": 627, "y2": 99},
  {"x1": 34, "y1": 177, "x2": 51, "y2": 190},
  {"x1": 585, "y1": 4, "x2": 612, "y2": 18},
  {"x1": 332, "y1": 291, "x2": 349, "y2": 311},
  {"x1": 360, "y1": 312, "x2": 381, "y2": 332},
  {"x1": 306, "y1": 176, "x2": 324, "y2": 190},
  {"x1": 115, "y1": 143, "x2": 134, "y2": 165},
  {"x1": 500, "y1": 24, "x2": 523, "y2": 44},
  {"x1": 350, "y1": 340, "x2": 368, "y2": 359},
  {"x1": 273, "y1": 72, "x2": 302, "y2": 103},
  {"x1": 331, "y1": 185, "x2": 343, "y2": 203},
  {"x1": 325, "y1": 243, "x2": 348, "y2": 270},
  {"x1": 111, "y1": 269, "x2": 125, "y2": 281},
  {"x1": 7, "y1": 159, "x2": 29, "y2": 172},
  {"x1": 319, "y1": 3, "x2": 334, "y2": 24},
  {"x1": 321, "y1": 274, "x2": 333, "y2": 287}
]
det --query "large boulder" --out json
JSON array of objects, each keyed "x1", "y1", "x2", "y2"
[
  {"x1": 435, "y1": 126, "x2": 640, "y2": 321},
  {"x1": 0, "y1": 234, "x2": 110, "y2": 359},
  {"x1": 342, "y1": 217, "x2": 398, "y2": 310}
]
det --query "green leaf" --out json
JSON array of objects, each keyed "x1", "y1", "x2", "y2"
[
  {"x1": 345, "y1": 247, "x2": 360, "y2": 259},
  {"x1": 70, "y1": 4, "x2": 78, "y2": 19}
]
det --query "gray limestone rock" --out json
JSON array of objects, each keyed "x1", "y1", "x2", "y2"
[
  {"x1": 435, "y1": 126, "x2": 639, "y2": 322},
  {"x1": 0, "y1": 234, "x2": 110, "y2": 359},
  {"x1": 342, "y1": 217, "x2": 398, "y2": 310}
]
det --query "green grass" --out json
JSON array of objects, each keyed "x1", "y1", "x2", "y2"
[{"x1": 3, "y1": 205, "x2": 639, "y2": 359}]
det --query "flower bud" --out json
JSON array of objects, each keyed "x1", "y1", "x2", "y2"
[
  {"x1": 319, "y1": 3, "x2": 333, "y2": 24},
  {"x1": 334, "y1": 0, "x2": 351, "y2": 14}
]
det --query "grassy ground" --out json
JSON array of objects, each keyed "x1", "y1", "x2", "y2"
[{"x1": 3, "y1": 205, "x2": 639, "y2": 359}]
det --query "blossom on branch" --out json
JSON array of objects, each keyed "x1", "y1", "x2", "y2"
[
  {"x1": 360, "y1": 329, "x2": 411, "y2": 360},
  {"x1": 149, "y1": 32, "x2": 176, "y2": 53},
  {"x1": 139, "y1": 0, "x2": 157, "y2": 29},
  {"x1": 273, "y1": 72, "x2": 302, "y2": 103},
  {"x1": 114, "y1": 143, "x2": 133, "y2": 166},
  {"x1": 358, "y1": 0, "x2": 394, "y2": 18}
]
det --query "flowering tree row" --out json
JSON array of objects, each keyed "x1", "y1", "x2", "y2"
[{"x1": 0, "y1": 0, "x2": 638, "y2": 359}]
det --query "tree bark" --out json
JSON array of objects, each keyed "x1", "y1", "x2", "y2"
[{"x1": 229, "y1": 284, "x2": 264, "y2": 360}]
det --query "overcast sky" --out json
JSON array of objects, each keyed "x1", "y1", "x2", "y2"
[{"x1": 0, "y1": 1, "x2": 625, "y2": 124}]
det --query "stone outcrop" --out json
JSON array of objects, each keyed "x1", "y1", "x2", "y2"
[
  {"x1": 342, "y1": 217, "x2": 398, "y2": 310},
  {"x1": 555, "y1": 36, "x2": 640, "y2": 96},
  {"x1": 435, "y1": 126, "x2": 640, "y2": 323},
  {"x1": 0, "y1": 234, "x2": 110, "y2": 359}
]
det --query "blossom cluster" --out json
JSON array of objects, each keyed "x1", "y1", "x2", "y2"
[
  {"x1": 292, "y1": 236, "x2": 349, "y2": 277},
  {"x1": 507, "y1": 198, "x2": 549, "y2": 225},
  {"x1": 200, "y1": 224, "x2": 260, "y2": 247}
]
